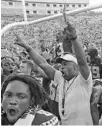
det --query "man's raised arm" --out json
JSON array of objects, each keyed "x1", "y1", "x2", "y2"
[
  {"x1": 14, "y1": 34, "x2": 55, "y2": 80},
  {"x1": 65, "y1": 22, "x2": 90, "y2": 80}
]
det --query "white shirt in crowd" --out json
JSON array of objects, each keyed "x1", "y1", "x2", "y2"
[{"x1": 54, "y1": 70, "x2": 93, "y2": 125}]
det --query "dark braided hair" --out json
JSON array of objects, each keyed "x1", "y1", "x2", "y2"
[{"x1": 1, "y1": 73, "x2": 48, "y2": 107}]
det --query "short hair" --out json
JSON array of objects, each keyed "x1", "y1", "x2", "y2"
[
  {"x1": 88, "y1": 48, "x2": 98, "y2": 57},
  {"x1": 1, "y1": 74, "x2": 48, "y2": 107},
  {"x1": 1, "y1": 56, "x2": 15, "y2": 67},
  {"x1": 1, "y1": 56, "x2": 15, "y2": 62},
  {"x1": 21, "y1": 60, "x2": 34, "y2": 70}
]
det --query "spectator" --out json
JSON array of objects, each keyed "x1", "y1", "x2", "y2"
[
  {"x1": 55, "y1": 43, "x2": 64, "y2": 58},
  {"x1": 1, "y1": 57, "x2": 19, "y2": 82},
  {"x1": 14, "y1": 56, "x2": 21, "y2": 64},
  {"x1": 90, "y1": 80, "x2": 102, "y2": 125},
  {"x1": 1, "y1": 74, "x2": 59, "y2": 125},
  {"x1": 20, "y1": 60, "x2": 34, "y2": 75},
  {"x1": 14, "y1": 21, "x2": 93, "y2": 125},
  {"x1": 1, "y1": 57, "x2": 15, "y2": 76},
  {"x1": 88, "y1": 48, "x2": 102, "y2": 79},
  {"x1": 20, "y1": 51, "x2": 27, "y2": 61}
]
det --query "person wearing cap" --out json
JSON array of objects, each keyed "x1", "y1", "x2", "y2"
[{"x1": 14, "y1": 22, "x2": 93, "y2": 125}]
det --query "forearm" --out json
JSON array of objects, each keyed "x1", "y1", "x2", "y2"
[
  {"x1": 71, "y1": 39, "x2": 90, "y2": 79},
  {"x1": 71, "y1": 39, "x2": 87, "y2": 65},
  {"x1": 91, "y1": 104, "x2": 99, "y2": 125},
  {"x1": 25, "y1": 45, "x2": 47, "y2": 69},
  {"x1": 37, "y1": 66, "x2": 49, "y2": 78},
  {"x1": 64, "y1": 22, "x2": 90, "y2": 79},
  {"x1": 14, "y1": 33, "x2": 50, "y2": 75}
]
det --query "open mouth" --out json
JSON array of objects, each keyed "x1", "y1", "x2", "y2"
[
  {"x1": 10, "y1": 69, "x2": 13, "y2": 73},
  {"x1": 8, "y1": 108, "x2": 18, "y2": 116},
  {"x1": 61, "y1": 71, "x2": 65, "y2": 77}
]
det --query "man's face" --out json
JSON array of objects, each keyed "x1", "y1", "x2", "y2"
[
  {"x1": 2, "y1": 80, "x2": 31, "y2": 123},
  {"x1": 61, "y1": 60, "x2": 78, "y2": 80},
  {"x1": 20, "y1": 62, "x2": 30, "y2": 74}
]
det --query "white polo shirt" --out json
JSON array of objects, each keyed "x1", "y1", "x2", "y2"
[{"x1": 54, "y1": 70, "x2": 93, "y2": 125}]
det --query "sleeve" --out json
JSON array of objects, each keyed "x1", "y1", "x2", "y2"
[
  {"x1": 80, "y1": 71, "x2": 93, "y2": 96},
  {"x1": 54, "y1": 70, "x2": 62, "y2": 86}
]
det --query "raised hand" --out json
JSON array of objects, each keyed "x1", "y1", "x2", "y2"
[
  {"x1": 65, "y1": 22, "x2": 77, "y2": 40},
  {"x1": 14, "y1": 32, "x2": 29, "y2": 49}
]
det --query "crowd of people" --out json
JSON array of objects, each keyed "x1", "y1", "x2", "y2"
[{"x1": 1, "y1": 11, "x2": 102, "y2": 125}]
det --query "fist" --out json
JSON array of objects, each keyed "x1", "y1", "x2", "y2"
[{"x1": 64, "y1": 22, "x2": 77, "y2": 40}]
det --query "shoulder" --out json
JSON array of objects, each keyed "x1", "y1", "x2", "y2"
[
  {"x1": 32, "y1": 109, "x2": 59, "y2": 125},
  {"x1": 54, "y1": 70, "x2": 63, "y2": 82},
  {"x1": 79, "y1": 71, "x2": 92, "y2": 84},
  {"x1": 78, "y1": 72, "x2": 93, "y2": 95}
]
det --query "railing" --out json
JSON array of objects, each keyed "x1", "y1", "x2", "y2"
[{"x1": 1, "y1": 2, "x2": 102, "y2": 36}]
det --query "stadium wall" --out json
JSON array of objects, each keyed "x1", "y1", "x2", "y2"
[{"x1": 1, "y1": 0, "x2": 89, "y2": 16}]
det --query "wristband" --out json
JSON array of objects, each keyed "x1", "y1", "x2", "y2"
[{"x1": 26, "y1": 47, "x2": 32, "y2": 52}]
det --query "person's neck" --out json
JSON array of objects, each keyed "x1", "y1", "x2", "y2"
[{"x1": 8, "y1": 121, "x2": 15, "y2": 125}]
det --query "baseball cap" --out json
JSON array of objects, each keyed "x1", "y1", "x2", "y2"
[{"x1": 56, "y1": 53, "x2": 78, "y2": 64}]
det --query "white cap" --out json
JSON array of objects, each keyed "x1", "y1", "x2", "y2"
[{"x1": 56, "y1": 53, "x2": 78, "y2": 64}]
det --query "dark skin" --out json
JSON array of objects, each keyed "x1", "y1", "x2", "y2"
[
  {"x1": 2, "y1": 80, "x2": 33, "y2": 124},
  {"x1": 90, "y1": 84, "x2": 102, "y2": 125},
  {"x1": 60, "y1": 60, "x2": 79, "y2": 81}
]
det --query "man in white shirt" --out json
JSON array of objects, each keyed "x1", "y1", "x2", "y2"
[
  {"x1": 14, "y1": 22, "x2": 93, "y2": 125},
  {"x1": 54, "y1": 53, "x2": 93, "y2": 124}
]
